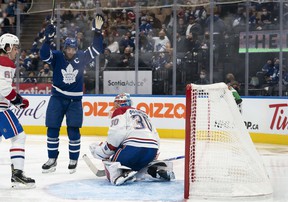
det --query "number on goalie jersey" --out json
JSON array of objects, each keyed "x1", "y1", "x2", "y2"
[{"x1": 89, "y1": 93, "x2": 176, "y2": 185}]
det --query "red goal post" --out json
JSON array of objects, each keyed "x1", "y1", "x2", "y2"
[{"x1": 184, "y1": 83, "x2": 272, "y2": 199}]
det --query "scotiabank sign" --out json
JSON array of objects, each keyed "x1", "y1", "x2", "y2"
[
  {"x1": 12, "y1": 83, "x2": 52, "y2": 94},
  {"x1": 103, "y1": 71, "x2": 152, "y2": 94},
  {"x1": 11, "y1": 95, "x2": 288, "y2": 135}
]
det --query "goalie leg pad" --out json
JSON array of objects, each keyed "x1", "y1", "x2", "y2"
[
  {"x1": 103, "y1": 161, "x2": 137, "y2": 185},
  {"x1": 114, "y1": 170, "x2": 137, "y2": 186}
]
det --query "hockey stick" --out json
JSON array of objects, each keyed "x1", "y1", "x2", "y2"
[
  {"x1": 163, "y1": 155, "x2": 184, "y2": 161},
  {"x1": 82, "y1": 154, "x2": 106, "y2": 177},
  {"x1": 50, "y1": 0, "x2": 56, "y2": 24}
]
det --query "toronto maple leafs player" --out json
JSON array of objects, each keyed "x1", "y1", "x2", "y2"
[
  {"x1": 40, "y1": 15, "x2": 104, "y2": 174},
  {"x1": 0, "y1": 33, "x2": 35, "y2": 188},
  {"x1": 89, "y1": 93, "x2": 175, "y2": 185}
]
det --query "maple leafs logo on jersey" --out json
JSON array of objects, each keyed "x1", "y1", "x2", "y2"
[{"x1": 61, "y1": 64, "x2": 78, "y2": 84}]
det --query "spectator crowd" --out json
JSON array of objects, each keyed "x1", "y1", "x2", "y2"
[{"x1": 1, "y1": 0, "x2": 288, "y2": 95}]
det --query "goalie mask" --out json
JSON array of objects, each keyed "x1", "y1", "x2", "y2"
[
  {"x1": 0, "y1": 33, "x2": 20, "y2": 53},
  {"x1": 114, "y1": 93, "x2": 132, "y2": 109}
]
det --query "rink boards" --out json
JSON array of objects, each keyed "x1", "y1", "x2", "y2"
[{"x1": 14, "y1": 95, "x2": 288, "y2": 145}]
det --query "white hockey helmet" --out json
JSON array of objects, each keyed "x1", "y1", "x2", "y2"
[
  {"x1": 114, "y1": 93, "x2": 132, "y2": 109},
  {"x1": 0, "y1": 33, "x2": 20, "y2": 52}
]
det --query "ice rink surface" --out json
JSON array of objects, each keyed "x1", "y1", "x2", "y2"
[{"x1": 0, "y1": 135, "x2": 288, "y2": 202}]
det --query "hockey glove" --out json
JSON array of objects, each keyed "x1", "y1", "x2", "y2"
[
  {"x1": 92, "y1": 14, "x2": 104, "y2": 33},
  {"x1": 89, "y1": 142, "x2": 114, "y2": 160},
  {"x1": 10, "y1": 93, "x2": 29, "y2": 109},
  {"x1": 44, "y1": 24, "x2": 56, "y2": 43}
]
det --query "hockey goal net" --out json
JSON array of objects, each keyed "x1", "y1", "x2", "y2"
[{"x1": 184, "y1": 83, "x2": 272, "y2": 199}]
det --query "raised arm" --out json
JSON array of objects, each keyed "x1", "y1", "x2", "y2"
[
  {"x1": 82, "y1": 14, "x2": 104, "y2": 64},
  {"x1": 40, "y1": 24, "x2": 56, "y2": 64}
]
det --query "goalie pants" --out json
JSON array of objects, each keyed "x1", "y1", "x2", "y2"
[
  {"x1": 111, "y1": 145, "x2": 158, "y2": 171},
  {"x1": 45, "y1": 96, "x2": 82, "y2": 160}
]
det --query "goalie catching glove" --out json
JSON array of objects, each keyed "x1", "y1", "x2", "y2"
[
  {"x1": 44, "y1": 24, "x2": 56, "y2": 43},
  {"x1": 5, "y1": 90, "x2": 29, "y2": 109},
  {"x1": 89, "y1": 141, "x2": 115, "y2": 160},
  {"x1": 91, "y1": 14, "x2": 104, "y2": 33}
]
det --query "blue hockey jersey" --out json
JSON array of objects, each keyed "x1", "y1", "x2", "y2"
[{"x1": 40, "y1": 33, "x2": 103, "y2": 99}]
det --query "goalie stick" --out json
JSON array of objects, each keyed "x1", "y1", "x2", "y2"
[
  {"x1": 82, "y1": 154, "x2": 184, "y2": 177},
  {"x1": 163, "y1": 155, "x2": 184, "y2": 161},
  {"x1": 82, "y1": 154, "x2": 106, "y2": 177}
]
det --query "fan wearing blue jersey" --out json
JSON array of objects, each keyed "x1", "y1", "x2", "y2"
[
  {"x1": 0, "y1": 33, "x2": 35, "y2": 189},
  {"x1": 89, "y1": 93, "x2": 175, "y2": 185},
  {"x1": 40, "y1": 15, "x2": 104, "y2": 174}
]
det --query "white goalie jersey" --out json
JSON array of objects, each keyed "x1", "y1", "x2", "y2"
[{"x1": 108, "y1": 106, "x2": 160, "y2": 150}]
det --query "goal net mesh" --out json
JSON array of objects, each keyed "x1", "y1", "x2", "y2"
[{"x1": 184, "y1": 83, "x2": 272, "y2": 199}]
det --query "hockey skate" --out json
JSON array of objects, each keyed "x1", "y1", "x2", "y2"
[
  {"x1": 11, "y1": 164, "x2": 35, "y2": 189},
  {"x1": 42, "y1": 152, "x2": 59, "y2": 173},
  {"x1": 68, "y1": 160, "x2": 78, "y2": 174},
  {"x1": 147, "y1": 161, "x2": 175, "y2": 181},
  {"x1": 156, "y1": 169, "x2": 175, "y2": 181},
  {"x1": 114, "y1": 170, "x2": 137, "y2": 186}
]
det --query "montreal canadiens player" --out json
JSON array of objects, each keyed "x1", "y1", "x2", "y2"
[
  {"x1": 40, "y1": 15, "x2": 104, "y2": 174},
  {"x1": 0, "y1": 33, "x2": 35, "y2": 188},
  {"x1": 89, "y1": 93, "x2": 175, "y2": 185}
]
